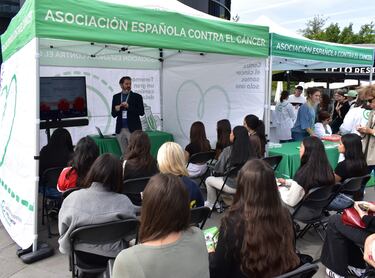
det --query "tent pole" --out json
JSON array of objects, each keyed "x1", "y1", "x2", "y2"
[
  {"x1": 159, "y1": 49, "x2": 164, "y2": 130},
  {"x1": 18, "y1": 38, "x2": 54, "y2": 264},
  {"x1": 265, "y1": 55, "x2": 273, "y2": 155},
  {"x1": 370, "y1": 66, "x2": 373, "y2": 83}
]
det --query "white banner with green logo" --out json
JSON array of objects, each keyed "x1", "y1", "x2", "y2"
[
  {"x1": 39, "y1": 66, "x2": 160, "y2": 146},
  {"x1": 163, "y1": 53, "x2": 266, "y2": 147},
  {"x1": 0, "y1": 39, "x2": 38, "y2": 249}
]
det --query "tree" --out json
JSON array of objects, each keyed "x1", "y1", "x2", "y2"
[
  {"x1": 299, "y1": 15, "x2": 327, "y2": 40},
  {"x1": 300, "y1": 16, "x2": 375, "y2": 44}
]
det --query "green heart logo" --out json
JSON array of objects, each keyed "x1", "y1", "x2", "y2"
[
  {"x1": 176, "y1": 80, "x2": 230, "y2": 139},
  {"x1": 0, "y1": 74, "x2": 17, "y2": 167}
]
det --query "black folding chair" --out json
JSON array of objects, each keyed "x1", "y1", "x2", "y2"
[
  {"x1": 186, "y1": 150, "x2": 216, "y2": 186},
  {"x1": 274, "y1": 263, "x2": 319, "y2": 278},
  {"x1": 40, "y1": 167, "x2": 64, "y2": 238},
  {"x1": 69, "y1": 219, "x2": 139, "y2": 278},
  {"x1": 122, "y1": 177, "x2": 151, "y2": 206},
  {"x1": 292, "y1": 184, "x2": 337, "y2": 241},
  {"x1": 209, "y1": 165, "x2": 242, "y2": 216},
  {"x1": 328, "y1": 174, "x2": 371, "y2": 211},
  {"x1": 190, "y1": 206, "x2": 210, "y2": 229},
  {"x1": 263, "y1": 155, "x2": 283, "y2": 171}
]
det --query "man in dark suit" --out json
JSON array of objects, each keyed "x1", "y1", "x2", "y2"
[{"x1": 111, "y1": 76, "x2": 145, "y2": 153}]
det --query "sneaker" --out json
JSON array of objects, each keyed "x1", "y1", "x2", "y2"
[
  {"x1": 326, "y1": 268, "x2": 344, "y2": 278},
  {"x1": 347, "y1": 265, "x2": 365, "y2": 277}
]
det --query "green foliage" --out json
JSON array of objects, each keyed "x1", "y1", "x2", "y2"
[{"x1": 300, "y1": 15, "x2": 375, "y2": 44}]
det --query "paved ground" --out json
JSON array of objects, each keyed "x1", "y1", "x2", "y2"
[{"x1": 1, "y1": 188, "x2": 374, "y2": 278}]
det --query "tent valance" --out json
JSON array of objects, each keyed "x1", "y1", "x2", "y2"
[{"x1": 1, "y1": 0, "x2": 270, "y2": 62}]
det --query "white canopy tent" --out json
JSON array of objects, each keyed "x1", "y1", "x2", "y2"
[{"x1": 0, "y1": 0, "x2": 270, "y2": 260}]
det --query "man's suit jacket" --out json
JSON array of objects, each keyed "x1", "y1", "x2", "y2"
[{"x1": 111, "y1": 91, "x2": 145, "y2": 134}]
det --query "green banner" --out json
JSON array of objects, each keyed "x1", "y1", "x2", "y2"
[
  {"x1": 272, "y1": 33, "x2": 374, "y2": 66},
  {"x1": 0, "y1": 0, "x2": 35, "y2": 62},
  {"x1": 32, "y1": 0, "x2": 269, "y2": 58}
]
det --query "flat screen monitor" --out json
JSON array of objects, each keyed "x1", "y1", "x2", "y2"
[{"x1": 40, "y1": 76, "x2": 88, "y2": 121}]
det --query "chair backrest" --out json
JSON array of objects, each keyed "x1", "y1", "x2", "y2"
[
  {"x1": 122, "y1": 177, "x2": 151, "y2": 206},
  {"x1": 340, "y1": 174, "x2": 371, "y2": 195},
  {"x1": 263, "y1": 155, "x2": 283, "y2": 171},
  {"x1": 122, "y1": 177, "x2": 151, "y2": 194},
  {"x1": 41, "y1": 167, "x2": 64, "y2": 189},
  {"x1": 62, "y1": 187, "x2": 81, "y2": 202},
  {"x1": 187, "y1": 150, "x2": 216, "y2": 166},
  {"x1": 70, "y1": 219, "x2": 139, "y2": 253},
  {"x1": 274, "y1": 263, "x2": 319, "y2": 278},
  {"x1": 190, "y1": 206, "x2": 210, "y2": 229},
  {"x1": 293, "y1": 185, "x2": 336, "y2": 222}
]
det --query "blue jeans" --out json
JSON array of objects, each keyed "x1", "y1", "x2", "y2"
[
  {"x1": 291, "y1": 131, "x2": 309, "y2": 141},
  {"x1": 327, "y1": 193, "x2": 354, "y2": 210}
]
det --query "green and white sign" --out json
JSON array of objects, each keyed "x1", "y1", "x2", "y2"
[{"x1": 272, "y1": 33, "x2": 374, "y2": 66}]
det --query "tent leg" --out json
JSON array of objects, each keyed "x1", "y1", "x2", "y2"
[{"x1": 17, "y1": 242, "x2": 54, "y2": 264}]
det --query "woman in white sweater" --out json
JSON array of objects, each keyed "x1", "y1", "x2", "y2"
[
  {"x1": 277, "y1": 137, "x2": 335, "y2": 207},
  {"x1": 314, "y1": 110, "x2": 332, "y2": 138}
]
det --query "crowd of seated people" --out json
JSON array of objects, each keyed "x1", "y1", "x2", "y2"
[{"x1": 38, "y1": 85, "x2": 375, "y2": 278}]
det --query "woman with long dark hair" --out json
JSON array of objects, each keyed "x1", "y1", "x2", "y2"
[
  {"x1": 275, "y1": 90, "x2": 296, "y2": 143},
  {"x1": 185, "y1": 121, "x2": 211, "y2": 177},
  {"x1": 58, "y1": 154, "x2": 136, "y2": 256},
  {"x1": 291, "y1": 87, "x2": 321, "y2": 141},
  {"x1": 57, "y1": 136, "x2": 99, "y2": 192},
  {"x1": 278, "y1": 136, "x2": 335, "y2": 207},
  {"x1": 328, "y1": 134, "x2": 369, "y2": 210},
  {"x1": 205, "y1": 126, "x2": 257, "y2": 209},
  {"x1": 215, "y1": 119, "x2": 231, "y2": 160},
  {"x1": 123, "y1": 130, "x2": 158, "y2": 180},
  {"x1": 210, "y1": 159, "x2": 300, "y2": 278},
  {"x1": 243, "y1": 114, "x2": 265, "y2": 157},
  {"x1": 318, "y1": 93, "x2": 334, "y2": 114},
  {"x1": 113, "y1": 174, "x2": 209, "y2": 278},
  {"x1": 39, "y1": 127, "x2": 74, "y2": 178},
  {"x1": 331, "y1": 89, "x2": 350, "y2": 134}
]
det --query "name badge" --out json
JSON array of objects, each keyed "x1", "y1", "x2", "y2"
[{"x1": 122, "y1": 110, "x2": 127, "y2": 119}]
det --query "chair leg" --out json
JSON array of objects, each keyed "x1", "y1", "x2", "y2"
[
  {"x1": 296, "y1": 223, "x2": 312, "y2": 239},
  {"x1": 42, "y1": 191, "x2": 46, "y2": 225}
]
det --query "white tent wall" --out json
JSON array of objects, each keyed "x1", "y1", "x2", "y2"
[
  {"x1": 163, "y1": 52, "x2": 267, "y2": 147},
  {"x1": 0, "y1": 38, "x2": 38, "y2": 249}
]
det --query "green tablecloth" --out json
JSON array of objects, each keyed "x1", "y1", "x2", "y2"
[
  {"x1": 269, "y1": 141, "x2": 340, "y2": 179},
  {"x1": 90, "y1": 131, "x2": 174, "y2": 158}
]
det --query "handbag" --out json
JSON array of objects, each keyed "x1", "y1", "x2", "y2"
[{"x1": 342, "y1": 205, "x2": 374, "y2": 229}]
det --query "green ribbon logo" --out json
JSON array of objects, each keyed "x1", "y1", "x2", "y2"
[{"x1": 0, "y1": 74, "x2": 17, "y2": 167}]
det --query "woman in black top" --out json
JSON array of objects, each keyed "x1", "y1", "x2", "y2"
[
  {"x1": 328, "y1": 134, "x2": 369, "y2": 210},
  {"x1": 215, "y1": 119, "x2": 231, "y2": 160},
  {"x1": 185, "y1": 121, "x2": 211, "y2": 177},
  {"x1": 331, "y1": 89, "x2": 350, "y2": 134},
  {"x1": 123, "y1": 130, "x2": 158, "y2": 180},
  {"x1": 39, "y1": 128, "x2": 74, "y2": 178},
  {"x1": 243, "y1": 114, "x2": 265, "y2": 158},
  {"x1": 210, "y1": 159, "x2": 300, "y2": 278}
]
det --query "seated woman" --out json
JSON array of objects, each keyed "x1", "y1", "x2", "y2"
[
  {"x1": 58, "y1": 154, "x2": 136, "y2": 257},
  {"x1": 113, "y1": 173, "x2": 209, "y2": 278},
  {"x1": 205, "y1": 126, "x2": 257, "y2": 210},
  {"x1": 215, "y1": 119, "x2": 231, "y2": 160},
  {"x1": 57, "y1": 136, "x2": 99, "y2": 192},
  {"x1": 210, "y1": 159, "x2": 300, "y2": 278},
  {"x1": 123, "y1": 130, "x2": 158, "y2": 180},
  {"x1": 314, "y1": 110, "x2": 332, "y2": 138},
  {"x1": 243, "y1": 114, "x2": 266, "y2": 158},
  {"x1": 185, "y1": 121, "x2": 211, "y2": 178},
  {"x1": 157, "y1": 142, "x2": 204, "y2": 208},
  {"x1": 39, "y1": 128, "x2": 74, "y2": 197},
  {"x1": 278, "y1": 136, "x2": 335, "y2": 207},
  {"x1": 322, "y1": 201, "x2": 375, "y2": 278},
  {"x1": 328, "y1": 133, "x2": 369, "y2": 210}
]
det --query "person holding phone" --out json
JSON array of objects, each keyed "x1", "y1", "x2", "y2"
[{"x1": 321, "y1": 201, "x2": 375, "y2": 278}]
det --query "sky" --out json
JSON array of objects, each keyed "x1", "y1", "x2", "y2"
[{"x1": 231, "y1": 0, "x2": 375, "y2": 34}]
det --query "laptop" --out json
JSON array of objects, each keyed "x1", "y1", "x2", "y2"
[{"x1": 95, "y1": 126, "x2": 107, "y2": 139}]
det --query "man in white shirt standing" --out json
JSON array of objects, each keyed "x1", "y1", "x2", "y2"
[{"x1": 288, "y1": 85, "x2": 306, "y2": 117}]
